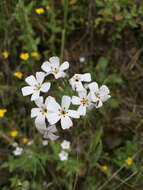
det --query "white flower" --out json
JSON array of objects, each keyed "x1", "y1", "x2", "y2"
[
  {"x1": 47, "y1": 96, "x2": 79, "y2": 129},
  {"x1": 41, "y1": 56, "x2": 69, "y2": 79},
  {"x1": 79, "y1": 56, "x2": 85, "y2": 63},
  {"x1": 88, "y1": 82, "x2": 111, "y2": 108},
  {"x1": 27, "y1": 140, "x2": 34, "y2": 146},
  {"x1": 13, "y1": 147, "x2": 23, "y2": 156},
  {"x1": 31, "y1": 96, "x2": 54, "y2": 129},
  {"x1": 21, "y1": 72, "x2": 51, "y2": 101},
  {"x1": 59, "y1": 150, "x2": 68, "y2": 161},
  {"x1": 61, "y1": 140, "x2": 70, "y2": 150},
  {"x1": 39, "y1": 125, "x2": 59, "y2": 141},
  {"x1": 42, "y1": 140, "x2": 48, "y2": 146},
  {"x1": 72, "y1": 89, "x2": 92, "y2": 116},
  {"x1": 12, "y1": 142, "x2": 18, "y2": 147},
  {"x1": 69, "y1": 73, "x2": 91, "y2": 91}
]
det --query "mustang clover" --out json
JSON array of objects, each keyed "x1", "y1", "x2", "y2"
[
  {"x1": 22, "y1": 72, "x2": 51, "y2": 101},
  {"x1": 21, "y1": 56, "x2": 111, "y2": 159}
]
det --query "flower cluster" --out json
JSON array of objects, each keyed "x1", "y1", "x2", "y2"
[{"x1": 21, "y1": 56, "x2": 111, "y2": 151}]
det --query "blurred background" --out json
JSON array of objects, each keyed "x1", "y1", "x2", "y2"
[{"x1": 0, "y1": 0, "x2": 143, "y2": 189}]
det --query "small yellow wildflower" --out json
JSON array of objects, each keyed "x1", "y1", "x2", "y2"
[
  {"x1": 11, "y1": 130, "x2": 18, "y2": 137},
  {"x1": 95, "y1": 19, "x2": 100, "y2": 25},
  {"x1": 35, "y1": 8, "x2": 44, "y2": 14},
  {"x1": 0, "y1": 109, "x2": 7, "y2": 117},
  {"x1": 141, "y1": 119, "x2": 143, "y2": 123},
  {"x1": 20, "y1": 53, "x2": 29, "y2": 60},
  {"x1": 31, "y1": 52, "x2": 38, "y2": 57},
  {"x1": 46, "y1": 5, "x2": 50, "y2": 10},
  {"x1": 102, "y1": 165, "x2": 108, "y2": 171},
  {"x1": 22, "y1": 138, "x2": 28, "y2": 144},
  {"x1": 14, "y1": 72, "x2": 23, "y2": 79},
  {"x1": 125, "y1": 157, "x2": 132, "y2": 166},
  {"x1": 2, "y1": 51, "x2": 8, "y2": 59}
]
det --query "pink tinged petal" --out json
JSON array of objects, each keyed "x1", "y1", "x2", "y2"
[
  {"x1": 22, "y1": 86, "x2": 34, "y2": 96},
  {"x1": 55, "y1": 72, "x2": 66, "y2": 79},
  {"x1": 61, "y1": 96, "x2": 71, "y2": 110},
  {"x1": 48, "y1": 133, "x2": 59, "y2": 141},
  {"x1": 99, "y1": 85, "x2": 110, "y2": 95},
  {"x1": 77, "y1": 105, "x2": 86, "y2": 116},
  {"x1": 60, "y1": 61, "x2": 69, "y2": 71},
  {"x1": 88, "y1": 82, "x2": 99, "y2": 92},
  {"x1": 25, "y1": 75, "x2": 37, "y2": 86},
  {"x1": 49, "y1": 56, "x2": 60, "y2": 67},
  {"x1": 48, "y1": 113, "x2": 61, "y2": 125},
  {"x1": 61, "y1": 116, "x2": 73, "y2": 129},
  {"x1": 72, "y1": 96, "x2": 81, "y2": 105},
  {"x1": 68, "y1": 110, "x2": 80, "y2": 118},
  {"x1": 31, "y1": 91, "x2": 40, "y2": 101},
  {"x1": 47, "y1": 99, "x2": 61, "y2": 112},
  {"x1": 35, "y1": 121, "x2": 47, "y2": 131},
  {"x1": 41, "y1": 61, "x2": 52, "y2": 73},
  {"x1": 40, "y1": 82, "x2": 51, "y2": 92},
  {"x1": 34, "y1": 96, "x2": 44, "y2": 107},
  {"x1": 81, "y1": 73, "x2": 91, "y2": 82},
  {"x1": 36, "y1": 72, "x2": 45, "y2": 85},
  {"x1": 47, "y1": 125, "x2": 57, "y2": 133},
  {"x1": 31, "y1": 108, "x2": 41, "y2": 118},
  {"x1": 95, "y1": 100, "x2": 103, "y2": 108},
  {"x1": 100, "y1": 94, "x2": 111, "y2": 102}
]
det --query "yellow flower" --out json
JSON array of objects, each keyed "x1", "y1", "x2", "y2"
[
  {"x1": 0, "y1": 109, "x2": 7, "y2": 117},
  {"x1": 35, "y1": 8, "x2": 44, "y2": 14},
  {"x1": 102, "y1": 165, "x2": 108, "y2": 171},
  {"x1": 14, "y1": 72, "x2": 23, "y2": 79},
  {"x1": 95, "y1": 19, "x2": 100, "y2": 25},
  {"x1": 20, "y1": 53, "x2": 29, "y2": 60},
  {"x1": 11, "y1": 130, "x2": 18, "y2": 137},
  {"x1": 46, "y1": 5, "x2": 50, "y2": 10},
  {"x1": 22, "y1": 138, "x2": 28, "y2": 144},
  {"x1": 2, "y1": 51, "x2": 8, "y2": 59},
  {"x1": 125, "y1": 157, "x2": 132, "y2": 166},
  {"x1": 31, "y1": 52, "x2": 38, "y2": 57}
]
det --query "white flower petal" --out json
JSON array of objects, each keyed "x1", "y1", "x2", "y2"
[
  {"x1": 99, "y1": 85, "x2": 110, "y2": 95},
  {"x1": 45, "y1": 96, "x2": 55, "y2": 106},
  {"x1": 47, "y1": 99, "x2": 61, "y2": 112},
  {"x1": 36, "y1": 72, "x2": 45, "y2": 85},
  {"x1": 31, "y1": 90, "x2": 40, "y2": 101},
  {"x1": 36, "y1": 122, "x2": 47, "y2": 131},
  {"x1": 35, "y1": 114, "x2": 45, "y2": 125},
  {"x1": 48, "y1": 113, "x2": 61, "y2": 125},
  {"x1": 49, "y1": 56, "x2": 60, "y2": 67},
  {"x1": 100, "y1": 94, "x2": 111, "y2": 102},
  {"x1": 81, "y1": 73, "x2": 91, "y2": 82},
  {"x1": 61, "y1": 96, "x2": 71, "y2": 109},
  {"x1": 55, "y1": 72, "x2": 66, "y2": 79},
  {"x1": 40, "y1": 82, "x2": 51, "y2": 92},
  {"x1": 88, "y1": 82, "x2": 99, "y2": 92},
  {"x1": 60, "y1": 61, "x2": 69, "y2": 71},
  {"x1": 41, "y1": 61, "x2": 52, "y2": 73},
  {"x1": 72, "y1": 96, "x2": 81, "y2": 105},
  {"x1": 68, "y1": 110, "x2": 79, "y2": 118},
  {"x1": 59, "y1": 151, "x2": 68, "y2": 161},
  {"x1": 78, "y1": 89, "x2": 87, "y2": 98},
  {"x1": 25, "y1": 75, "x2": 37, "y2": 86},
  {"x1": 22, "y1": 86, "x2": 34, "y2": 96},
  {"x1": 61, "y1": 116, "x2": 72, "y2": 129},
  {"x1": 90, "y1": 92, "x2": 99, "y2": 102},
  {"x1": 75, "y1": 82, "x2": 84, "y2": 91},
  {"x1": 77, "y1": 105, "x2": 86, "y2": 116},
  {"x1": 34, "y1": 96, "x2": 44, "y2": 107},
  {"x1": 31, "y1": 108, "x2": 40, "y2": 118}
]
